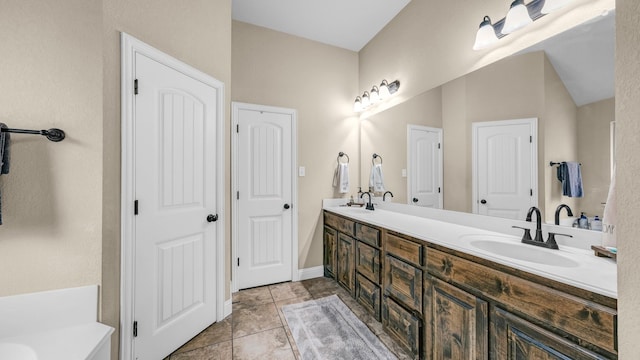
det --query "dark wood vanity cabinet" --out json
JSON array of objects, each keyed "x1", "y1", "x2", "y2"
[
  {"x1": 323, "y1": 211, "x2": 618, "y2": 360},
  {"x1": 424, "y1": 275, "x2": 488, "y2": 360}
]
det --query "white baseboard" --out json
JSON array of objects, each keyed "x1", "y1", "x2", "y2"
[
  {"x1": 298, "y1": 266, "x2": 324, "y2": 281},
  {"x1": 223, "y1": 298, "x2": 233, "y2": 318}
]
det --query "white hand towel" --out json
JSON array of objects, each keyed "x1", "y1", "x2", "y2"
[
  {"x1": 333, "y1": 163, "x2": 349, "y2": 194},
  {"x1": 369, "y1": 164, "x2": 385, "y2": 192},
  {"x1": 602, "y1": 166, "x2": 616, "y2": 247}
]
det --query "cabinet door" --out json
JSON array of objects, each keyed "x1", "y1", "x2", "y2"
[
  {"x1": 385, "y1": 255, "x2": 423, "y2": 313},
  {"x1": 356, "y1": 273, "x2": 381, "y2": 321},
  {"x1": 323, "y1": 226, "x2": 337, "y2": 278},
  {"x1": 383, "y1": 295, "x2": 422, "y2": 359},
  {"x1": 491, "y1": 307, "x2": 610, "y2": 360},
  {"x1": 356, "y1": 241, "x2": 380, "y2": 284},
  {"x1": 337, "y1": 233, "x2": 355, "y2": 294},
  {"x1": 425, "y1": 276, "x2": 488, "y2": 360}
]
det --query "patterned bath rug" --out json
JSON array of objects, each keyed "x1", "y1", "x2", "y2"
[{"x1": 282, "y1": 294, "x2": 397, "y2": 360}]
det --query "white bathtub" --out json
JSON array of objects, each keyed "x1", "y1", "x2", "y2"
[{"x1": 0, "y1": 285, "x2": 113, "y2": 360}]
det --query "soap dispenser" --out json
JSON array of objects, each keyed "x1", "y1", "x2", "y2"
[
  {"x1": 591, "y1": 215, "x2": 603, "y2": 231},
  {"x1": 578, "y1": 212, "x2": 589, "y2": 229}
]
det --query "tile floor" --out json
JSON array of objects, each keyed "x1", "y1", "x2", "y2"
[{"x1": 165, "y1": 277, "x2": 412, "y2": 360}]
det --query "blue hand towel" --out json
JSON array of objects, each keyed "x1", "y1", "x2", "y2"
[{"x1": 557, "y1": 162, "x2": 583, "y2": 197}]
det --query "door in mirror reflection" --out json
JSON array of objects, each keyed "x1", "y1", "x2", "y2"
[
  {"x1": 473, "y1": 118, "x2": 537, "y2": 219},
  {"x1": 408, "y1": 125, "x2": 443, "y2": 208}
]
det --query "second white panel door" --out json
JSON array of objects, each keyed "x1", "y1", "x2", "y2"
[
  {"x1": 408, "y1": 125, "x2": 443, "y2": 208},
  {"x1": 237, "y1": 107, "x2": 293, "y2": 289}
]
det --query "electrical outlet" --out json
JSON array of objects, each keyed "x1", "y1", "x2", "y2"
[{"x1": 299, "y1": 166, "x2": 306, "y2": 177}]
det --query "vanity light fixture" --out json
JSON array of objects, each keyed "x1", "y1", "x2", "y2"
[
  {"x1": 370, "y1": 85, "x2": 380, "y2": 103},
  {"x1": 353, "y1": 79, "x2": 401, "y2": 113},
  {"x1": 473, "y1": 16, "x2": 499, "y2": 50},
  {"x1": 502, "y1": 0, "x2": 533, "y2": 34},
  {"x1": 354, "y1": 96, "x2": 363, "y2": 112},
  {"x1": 362, "y1": 91, "x2": 371, "y2": 108},
  {"x1": 473, "y1": 0, "x2": 556, "y2": 51}
]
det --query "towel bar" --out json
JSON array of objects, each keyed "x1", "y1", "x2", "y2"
[
  {"x1": 0, "y1": 127, "x2": 66, "y2": 142},
  {"x1": 337, "y1": 152, "x2": 349, "y2": 163}
]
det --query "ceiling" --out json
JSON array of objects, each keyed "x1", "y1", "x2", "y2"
[
  {"x1": 231, "y1": 0, "x2": 412, "y2": 52},
  {"x1": 518, "y1": 11, "x2": 615, "y2": 107}
]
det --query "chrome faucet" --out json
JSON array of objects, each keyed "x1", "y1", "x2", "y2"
[
  {"x1": 526, "y1": 206, "x2": 544, "y2": 243},
  {"x1": 360, "y1": 192, "x2": 374, "y2": 211},
  {"x1": 383, "y1": 191, "x2": 394, "y2": 201},
  {"x1": 554, "y1": 204, "x2": 574, "y2": 225}
]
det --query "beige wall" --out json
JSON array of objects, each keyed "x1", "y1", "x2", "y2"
[
  {"x1": 577, "y1": 97, "x2": 614, "y2": 217},
  {"x1": 360, "y1": 88, "x2": 442, "y2": 204},
  {"x1": 616, "y1": 0, "x2": 640, "y2": 356},
  {"x1": 231, "y1": 21, "x2": 359, "y2": 270},
  {"x1": 0, "y1": 0, "x2": 103, "y2": 296},
  {"x1": 543, "y1": 56, "x2": 579, "y2": 222}
]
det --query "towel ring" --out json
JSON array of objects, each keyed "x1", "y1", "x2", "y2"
[
  {"x1": 372, "y1": 153, "x2": 383, "y2": 165},
  {"x1": 337, "y1": 152, "x2": 350, "y2": 164}
]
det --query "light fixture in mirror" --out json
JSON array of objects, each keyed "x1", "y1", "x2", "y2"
[
  {"x1": 502, "y1": 0, "x2": 533, "y2": 34},
  {"x1": 371, "y1": 85, "x2": 380, "y2": 103},
  {"x1": 541, "y1": 0, "x2": 573, "y2": 14},
  {"x1": 362, "y1": 91, "x2": 371, "y2": 108},
  {"x1": 353, "y1": 79, "x2": 401, "y2": 112},
  {"x1": 353, "y1": 96, "x2": 362, "y2": 112},
  {"x1": 473, "y1": 16, "x2": 499, "y2": 50}
]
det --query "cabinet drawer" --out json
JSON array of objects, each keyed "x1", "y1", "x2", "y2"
[
  {"x1": 385, "y1": 255, "x2": 423, "y2": 313},
  {"x1": 386, "y1": 233, "x2": 424, "y2": 267},
  {"x1": 356, "y1": 274, "x2": 381, "y2": 321},
  {"x1": 428, "y1": 248, "x2": 617, "y2": 355},
  {"x1": 383, "y1": 296, "x2": 421, "y2": 359},
  {"x1": 355, "y1": 223, "x2": 380, "y2": 247},
  {"x1": 324, "y1": 211, "x2": 355, "y2": 236},
  {"x1": 356, "y1": 241, "x2": 380, "y2": 283}
]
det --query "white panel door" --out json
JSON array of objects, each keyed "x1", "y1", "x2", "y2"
[
  {"x1": 134, "y1": 53, "x2": 218, "y2": 359},
  {"x1": 408, "y1": 125, "x2": 443, "y2": 208},
  {"x1": 473, "y1": 119, "x2": 537, "y2": 219},
  {"x1": 237, "y1": 108, "x2": 293, "y2": 289}
]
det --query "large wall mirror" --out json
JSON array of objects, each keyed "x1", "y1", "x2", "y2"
[{"x1": 360, "y1": 11, "x2": 614, "y2": 223}]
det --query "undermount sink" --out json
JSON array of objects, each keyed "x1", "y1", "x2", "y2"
[
  {"x1": 0, "y1": 343, "x2": 37, "y2": 360},
  {"x1": 460, "y1": 234, "x2": 580, "y2": 268},
  {"x1": 341, "y1": 207, "x2": 373, "y2": 215}
]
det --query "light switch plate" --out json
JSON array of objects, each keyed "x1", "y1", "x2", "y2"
[
  {"x1": 402, "y1": 169, "x2": 407, "y2": 177},
  {"x1": 299, "y1": 166, "x2": 306, "y2": 177}
]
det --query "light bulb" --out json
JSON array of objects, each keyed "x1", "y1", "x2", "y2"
[
  {"x1": 370, "y1": 86, "x2": 380, "y2": 103},
  {"x1": 473, "y1": 16, "x2": 499, "y2": 50},
  {"x1": 502, "y1": 0, "x2": 533, "y2": 34},
  {"x1": 362, "y1": 91, "x2": 371, "y2": 108},
  {"x1": 379, "y1": 80, "x2": 390, "y2": 99},
  {"x1": 354, "y1": 96, "x2": 362, "y2": 112}
]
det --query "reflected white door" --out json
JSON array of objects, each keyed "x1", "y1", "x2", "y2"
[
  {"x1": 237, "y1": 106, "x2": 294, "y2": 289},
  {"x1": 408, "y1": 125, "x2": 443, "y2": 208},
  {"x1": 473, "y1": 118, "x2": 537, "y2": 219},
  {"x1": 133, "y1": 53, "x2": 218, "y2": 359}
]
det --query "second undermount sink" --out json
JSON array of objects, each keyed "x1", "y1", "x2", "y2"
[
  {"x1": 459, "y1": 234, "x2": 580, "y2": 268},
  {"x1": 0, "y1": 343, "x2": 37, "y2": 360}
]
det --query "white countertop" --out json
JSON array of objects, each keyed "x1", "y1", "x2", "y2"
[{"x1": 323, "y1": 201, "x2": 617, "y2": 299}]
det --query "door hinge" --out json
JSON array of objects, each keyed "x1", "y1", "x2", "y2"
[
  {"x1": 438, "y1": 143, "x2": 441, "y2": 149},
  {"x1": 236, "y1": 124, "x2": 239, "y2": 133},
  {"x1": 236, "y1": 191, "x2": 239, "y2": 200},
  {"x1": 133, "y1": 321, "x2": 138, "y2": 337},
  {"x1": 438, "y1": 187, "x2": 441, "y2": 193},
  {"x1": 530, "y1": 135, "x2": 532, "y2": 143},
  {"x1": 134, "y1": 200, "x2": 139, "y2": 215},
  {"x1": 530, "y1": 189, "x2": 533, "y2": 196},
  {"x1": 237, "y1": 258, "x2": 240, "y2": 267},
  {"x1": 134, "y1": 79, "x2": 138, "y2": 95}
]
